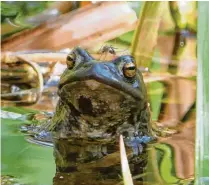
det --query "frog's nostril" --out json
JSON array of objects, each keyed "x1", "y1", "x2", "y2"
[{"x1": 78, "y1": 96, "x2": 93, "y2": 114}]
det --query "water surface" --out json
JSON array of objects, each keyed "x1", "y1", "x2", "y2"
[{"x1": 1, "y1": 76, "x2": 196, "y2": 185}]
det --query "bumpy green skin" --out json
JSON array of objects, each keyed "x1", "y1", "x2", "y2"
[{"x1": 50, "y1": 47, "x2": 152, "y2": 183}]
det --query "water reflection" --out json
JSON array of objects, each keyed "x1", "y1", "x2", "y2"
[
  {"x1": 144, "y1": 120, "x2": 195, "y2": 185},
  {"x1": 53, "y1": 139, "x2": 121, "y2": 185},
  {"x1": 51, "y1": 120, "x2": 195, "y2": 184},
  {"x1": 1, "y1": 72, "x2": 196, "y2": 185},
  {"x1": 156, "y1": 77, "x2": 196, "y2": 127},
  {"x1": 19, "y1": 77, "x2": 196, "y2": 185},
  {"x1": 51, "y1": 138, "x2": 150, "y2": 185}
]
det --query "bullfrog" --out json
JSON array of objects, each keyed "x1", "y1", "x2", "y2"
[
  {"x1": 21, "y1": 47, "x2": 154, "y2": 184},
  {"x1": 49, "y1": 47, "x2": 152, "y2": 140}
]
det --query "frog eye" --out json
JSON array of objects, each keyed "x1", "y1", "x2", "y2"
[
  {"x1": 123, "y1": 62, "x2": 136, "y2": 78},
  {"x1": 66, "y1": 52, "x2": 76, "y2": 69}
]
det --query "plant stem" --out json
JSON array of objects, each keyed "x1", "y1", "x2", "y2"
[
  {"x1": 196, "y1": 2, "x2": 209, "y2": 184},
  {"x1": 131, "y1": 2, "x2": 166, "y2": 67}
]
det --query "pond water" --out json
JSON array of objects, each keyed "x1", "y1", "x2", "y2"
[{"x1": 1, "y1": 75, "x2": 196, "y2": 185}]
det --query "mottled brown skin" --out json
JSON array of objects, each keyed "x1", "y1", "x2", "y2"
[{"x1": 50, "y1": 47, "x2": 152, "y2": 184}]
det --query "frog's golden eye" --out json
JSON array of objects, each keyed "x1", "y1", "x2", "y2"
[
  {"x1": 66, "y1": 52, "x2": 76, "y2": 69},
  {"x1": 123, "y1": 62, "x2": 136, "y2": 78}
]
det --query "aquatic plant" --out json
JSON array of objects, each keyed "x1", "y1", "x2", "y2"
[{"x1": 195, "y1": 2, "x2": 209, "y2": 184}]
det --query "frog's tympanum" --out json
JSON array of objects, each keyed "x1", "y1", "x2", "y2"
[{"x1": 48, "y1": 47, "x2": 153, "y2": 184}]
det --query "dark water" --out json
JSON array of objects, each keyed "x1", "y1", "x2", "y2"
[{"x1": 1, "y1": 76, "x2": 196, "y2": 185}]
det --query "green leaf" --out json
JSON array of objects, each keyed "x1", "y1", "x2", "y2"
[
  {"x1": 1, "y1": 106, "x2": 40, "y2": 115},
  {"x1": 1, "y1": 2, "x2": 20, "y2": 18},
  {"x1": 195, "y1": 2, "x2": 209, "y2": 184},
  {"x1": 131, "y1": 2, "x2": 166, "y2": 67},
  {"x1": 118, "y1": 31, "x2": 134, "y2": 45}
]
